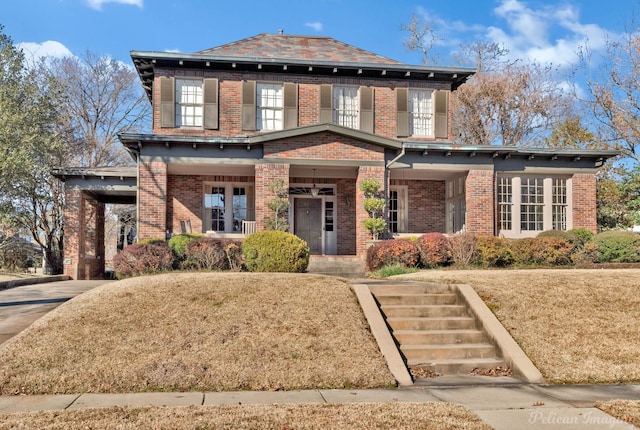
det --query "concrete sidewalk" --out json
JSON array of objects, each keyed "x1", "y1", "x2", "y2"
[{"x1": 0, "y1": 382, "x2": 637, "y2": 429}]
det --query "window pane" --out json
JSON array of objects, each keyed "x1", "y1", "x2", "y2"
[
  {"x1": 205, "y1": 187, "x2": 225, "y2": 231},
  {"x1": 333, "y1": 86, "x2": 359, "y2": 129},
  {"x1": 256, "y1": 83, "x2": 283, "y2": 131},
  {"x1": 409, "y1": 89, "x2": 433, "y2": 136},
  {"x1": 175, "y1": 79, "x2": 203, "y2": 127}
]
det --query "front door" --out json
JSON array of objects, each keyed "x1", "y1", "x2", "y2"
[{"x1": 294, "y1": 198, "x2": 323, "y2": 254}]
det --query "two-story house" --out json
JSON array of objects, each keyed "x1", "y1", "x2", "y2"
[{"x1": 55, "y1": 34, "x2": 617, "y2": 279}]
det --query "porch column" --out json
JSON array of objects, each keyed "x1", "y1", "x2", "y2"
[
  {"x1": 465, "y1": 169, "x2": 494, "y2": 236},
  {"x1": 62, "y1": 189, "x2": 105, "y2": 280},
  {"x1": 356, "y1": 165, "x2": 385, "y2": 257},
  {"x1": 571, "y1": 173, "x2": 597, "y2": 232},
  {"x1": 255, "y1": 163, "x2": 290, "y2": 231},
  {"x1": 138, "y1": 160, "x2": 167, "y2": 239}
]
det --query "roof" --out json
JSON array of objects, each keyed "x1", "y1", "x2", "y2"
[{"x1": 197, "y1": 34, "x2": 403, "y2": 65}]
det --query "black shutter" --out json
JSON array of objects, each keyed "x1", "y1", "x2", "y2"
[
  {"x1": 159, "y1": 77, "x2": 175, "y2": 128},
  {"x1": 203, "y1": 79, "x2": 218, "y2": 130},
  {"x1": 241, "y1": 80, "x2": 256, "y2": 131}
]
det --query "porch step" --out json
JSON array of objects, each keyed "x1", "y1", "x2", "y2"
[
  {"x1": 368, "y1": 282, "x2": 506, "y2": 378},
  {"x1": 306, "y1": 256, "x2": 366, "y2": 278}
]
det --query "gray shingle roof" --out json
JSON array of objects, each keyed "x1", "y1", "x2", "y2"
[{"x1": 196, "y1": 33, "x2": 402, "y2": 65}]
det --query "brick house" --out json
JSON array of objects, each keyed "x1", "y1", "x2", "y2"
[{"x1": 54, "y1": 34, "x2": 617, "y2": 279}]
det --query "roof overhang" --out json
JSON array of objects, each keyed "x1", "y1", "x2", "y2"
[{"x1": 131, "y1": 50, "x2": 475, "y2": 99}]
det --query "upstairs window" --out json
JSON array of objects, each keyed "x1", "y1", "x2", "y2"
[
  {"x1": 333, "y1": 86, "x2": 359, "y2": 129},
  {"x1": 175, "y1": 79, "x2": 203, "y2": 127},
  {"x1": 256, "y1": 83, "x2": 283, "y2": 131},
  {"x1": 408, "y1": 89, "x2": 433, "y2": 136}
]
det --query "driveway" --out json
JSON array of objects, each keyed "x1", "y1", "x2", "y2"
[{"x1": 0, "y1": 280, "x2": 109, "y2": 345}]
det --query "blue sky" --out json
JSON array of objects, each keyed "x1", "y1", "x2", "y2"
[{"x1": 2, "y1": 0, "x2": 634, "y2": 76}]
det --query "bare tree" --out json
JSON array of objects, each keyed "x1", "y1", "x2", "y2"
[
  {"x1": 401, "y1": 12, "x2": 441, "y2": 66},
  {"x1": 48, "y1": 51, "x2": 150, "y2": 167},
  {"x1": 581, "y1": 29, "x2": 640, "y2": 163}
]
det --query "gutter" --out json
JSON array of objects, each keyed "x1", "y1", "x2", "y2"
[{"x1": 386, "y1": 147, "x2": 406, "y2": 168}]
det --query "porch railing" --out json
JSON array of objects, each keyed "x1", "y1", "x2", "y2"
[{"x1": 242, "y1": 220, "x2": 257, "y2": 235}]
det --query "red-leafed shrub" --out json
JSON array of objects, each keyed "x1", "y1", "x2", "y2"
[
  {"x1": 184, "y1": 237, "x2": 243, "y2": 271},
  {"x1": 417, "y1": 233, "x2": 451, "y2": 268},
  {"x1": 474, "y1": 236, "x2": 513, "y2": 267},
  {"x1": 366, "y1": 239, "x2": 420, "y2": 271},
  {"x1": 511, "y1": 237, "x2": 573, "y2": 266},
  {"x1": 112, "y1": 242, "x2": 174, "y2": 279}
]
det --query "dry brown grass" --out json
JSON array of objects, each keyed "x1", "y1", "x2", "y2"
[
  {"x1": 0, "y1": 272, "x2": 396, "y2": 394},
  {"x1": 0, "y1": 403, "x2": 491, "y2": 430},
  {"x1": 397, "y1": 268, "x2": 640, "y2": 384},
  {"x1": 597, "y1": 400, "x2": 640, "y2": 427}
]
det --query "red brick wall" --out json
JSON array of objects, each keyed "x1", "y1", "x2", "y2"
[
  {"x1": 264, "y1": 132, "x2": 385, "y2": 162},
  {"x1": 572, "y1": 173, "x2": 597, "y2": 232},
  {"x1": 336, "y1": 178, "x2": 357, "y2": 255},
  {"x1": 151, "y1": 69, "x2": 450, "y2": 140},
  {"x1": 138, "y1": 161, "x2": 167, "y2": 239},
  {"x1": 391, "y1": 179, "x2": 446, "y2": 233},
  {"x1": 465, "y1": 170, "x2": 494, "y2": 236},
  {"x1": 63, "y1": 189, "x2": 81, "y2": 278},
  {"x1": 255, "y1": 163, "x2": 290, "y2": 230}
]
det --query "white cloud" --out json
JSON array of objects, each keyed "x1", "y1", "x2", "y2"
[
  {"x1": 305, "y1": 22, "x2": 323, "y2": 32},
  {"x1": 85, "y1": 0, "x2": 143, "y2": 11},
  {"x1": 18, "y1": 41, "x2": 73, "y2": 65}
]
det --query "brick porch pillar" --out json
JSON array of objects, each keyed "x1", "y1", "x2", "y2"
[
  {"x1": 465, "y1": 169, "x2": 494, "y2": 236},
  {"x1": 63, "y1": 188, "x2": 82, "y2": 279},
  {"x1": 255, "y1": 163, "x2": 290, "y2": 231},
  {"x1": 138, "y1": 160, "x2": 167, "y2": 239},
  {"x1": 356, "y1": 165, "x2": 386, "y2": 257},
  {"x1": 572, "y1": 173, "x2": 597, "y2": 232}
]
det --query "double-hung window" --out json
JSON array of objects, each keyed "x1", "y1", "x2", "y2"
[
  {"x1": 409, "y1": 89, "x2": 433, "y2": 136},
  {"x1": 175, "y1": 79, "x2": 203, "y2": 127},
  {"x1": 497, "y1": 177, "x2": 513, "y2": 231},
  {"x1": 333, "y1": 86, "x2": 359, "y2": 129},
  {"x1": 552, "y1": 178, "x2": 567, "y2": 230},
  {"x1": 256, "y1": 83, "x2": 283, "y2": 131},
  {"x1": 204, "y1": 184, "x2": 255, "y2": 233}
]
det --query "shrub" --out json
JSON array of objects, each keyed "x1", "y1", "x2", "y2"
[
  {"x1": 112, "y1": 243, "x2": 174, "y2": 279},
  {"x1": 567, "y1": 228, "x2": 595, "y2": 247},
  {"x1": 371, "y1": 263, "x2": 419, "y2": 278},
  {"x1": 511, "y1": 237, "x2": 573, "y2": 266},
  {"x1": 366, "y1": 239, "x2": 420, "y2": 271},
  {"x1": 593, "y1": 231, "x2": 640, "y2": 263},
  {"x1": 242, "y1": 230, "x2": 309, "y2": 272},
  {"x1": 417, "y1": 233, "x2": 451, "y2": 268},
  {"x1": 474, "y1": 236, "x2": 513, "y2": 267},
  {"x1": 447, "y1": 233, "x2": 477, "y2": 267},
  {"x1": 168, "y1": 233, "x2": 204, "y2": 262},
  {"x1": 138, "y1": 238, "x2": 166, "y2": 245},
  {"x1": 184, "y1": 237, "x2": 243, "y2": 271}
]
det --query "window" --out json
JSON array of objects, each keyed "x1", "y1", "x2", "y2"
[
  {"x1": 520, "y1": 177, "x2": 544, "y2": 231},
  {"x1": 497, "y1": 177, "x2": 512, "y2": 231},
  {"x1": 175, "y1": 79, "x2": 203, "y2": 127},
  {"x1": 333, "y1": 86, "x2": 359, "y2": 129},
  {"x1": 409, "y1": 89, "x2": 433, "y2": 136},
  {"x1": 552, "y1": 178, "x2": 567, "y2": 230},
  {"x1": 204, "y1": 185, "x2": 255, "y2": 233},
  {"x1": 388, "y1": 186, "x2": 407, "y2": 233},
  {"x1": 256, "y1": 83, "x2": 283, "y2": 131},
  {"x1": 445, "y1": 176, "x2": 467, "y2": 233}
]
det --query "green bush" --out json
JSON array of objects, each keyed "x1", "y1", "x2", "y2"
[
  {"x1": 417, "y1": 233, "x2": 451, "y2": 268},
  {"x1": 593, "y1": 231, "x2": 640, "y2": 263},
  {"x1": 366, "y1": 239, "x2": 420, "y2": 271},
  {"x1": 138, "y1": 238, "x2": 166, "y2": 245},
  {"x1": 474, "y1": 236, "x2": 513, "y2": 267},
  {"x1": 242, "y1": 230, "x2": 309, "y2": 272},
  {"x1": 371, "y1": 263, "x2": 419, "y2": 278},
  {"x1": 112, "y1": 243, "x2": 174, "y2": 279},
  {"x1": 567, "y1": 228, "x2": 595, "y2": 247},
  {"x1": 511, "y1": 237, "x2": 573, "y2": 266},
  {"x1": 184, "y1": 237, "x2": 243, "y2": 271},
  {"x1": 168, "y1": 233, "x2": 204, "y2": 262}
]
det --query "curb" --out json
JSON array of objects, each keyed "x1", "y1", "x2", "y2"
[{"x1": 0, "y1": 275, "x2": 71, "y2": 291}]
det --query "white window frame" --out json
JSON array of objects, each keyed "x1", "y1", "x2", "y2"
[
  {"x1": 175, "y1": 79, "x2": 203, "y2": 127},
  {"x1": 204, "y1": 183, "x2": 255, "y2": 233},
  {"x1": 256, "y1": 83, "x2": 283, "y2": 131},
  {"x1": 333, "y1": 85, "x2": 359, "y2": 129},
  {"x1": 409, "y1": 89, "x2": 434, "y2": 137},
  {"x1": 389, "y1": 186, "x2": 408, "y2": 234},
  {"x1": 498, "y1": 175, "x2": 572, "y2": 238}
]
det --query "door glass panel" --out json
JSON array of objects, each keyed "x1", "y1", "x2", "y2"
[
  {"x1": 325, "y1": 201, "x2": 334, "y2": 232},
  {"x1": 205, "y1": 187, "x2": 225, "y2": 231}
]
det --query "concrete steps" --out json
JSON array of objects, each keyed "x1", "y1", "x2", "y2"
[
  {"x1": 370, "y1": 282, "x2": 506, "y2": 377},
  {"x1": 306, "y1": 256, "x2": 366, "y2": 278}
]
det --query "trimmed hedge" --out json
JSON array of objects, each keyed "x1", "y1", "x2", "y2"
[
  {"x1": 474, "y1": 236, "x2": 513, "y2": 267},
  {"x1": 593, "y1": 231, "x2": 640, "y2": 263},
  {"x1": 367, "y1": 239, "x2": 420, "y2": 271},
  {"x1": 242, "y1": 230, "x2": 309, "y2": 272},
  {"x1": 112, "y1": 242, "x2": 174, "y2": 279},
  {"x1": 417, "y1": 233, "x2": 451, "y2": 268},
  {"x1": 511, "y1": 237, "x2": 573, "y2": 266}
]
